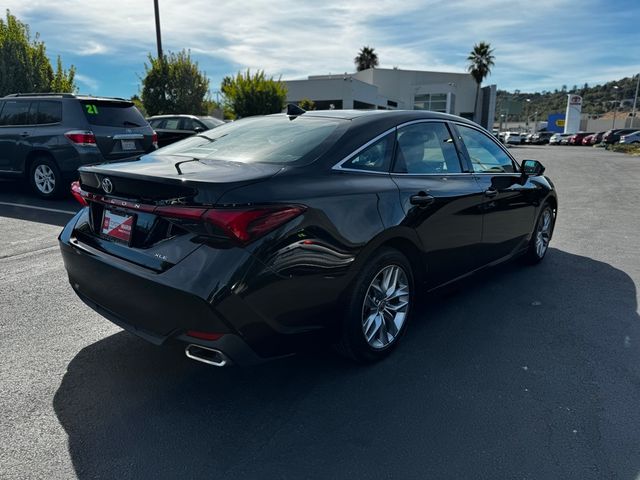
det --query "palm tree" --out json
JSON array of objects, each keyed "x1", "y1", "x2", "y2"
[
  {"x1": 354, "y1": 46, "x2": 379, "y2": 72},
  {"x1": 467, "y1": 42, "x2": 495, "y2": 121}
]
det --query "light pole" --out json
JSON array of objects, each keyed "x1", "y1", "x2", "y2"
[
  {"x1": 632, "y1": 73, "x2": 640, "y2": 128},
  {"x1": 525, "y1": 98, "x2": 531, "y2": 131},
  {"x1": 154, "y1": 0, "x2": 163, "y2": 60},
  {"x1": 612, "y1": 85, "x2": 620, "y2": 129}
]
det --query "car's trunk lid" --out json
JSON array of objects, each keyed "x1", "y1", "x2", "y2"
[{"x1": 75, "y1": 155, "x2": 284, "y2": 268}]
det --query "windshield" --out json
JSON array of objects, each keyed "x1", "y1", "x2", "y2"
[{"x1": 151, "y1": 115, "x2": 345, "y2": 165}]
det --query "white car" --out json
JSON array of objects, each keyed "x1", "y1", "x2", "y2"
[
  {"x1": 549, "y1": 133, "x2": 571, "y2": 145},
  {"x1": 620, "y1": 131, "x2": 640, "y2": 144},
  {"x1": 504, "y1": 132, "x2": 522, "y2": 145}
]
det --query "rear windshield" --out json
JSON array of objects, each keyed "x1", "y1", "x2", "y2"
[
  {"x1": 151, "y1": 115, "x2": 345, "y2": 165},
  {"x1": 80, "y1": 100, "x2": 147, "y2": 127}
]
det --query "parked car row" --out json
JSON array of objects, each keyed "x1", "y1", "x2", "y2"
[{"x1": 0, "y1": 93, "x2": 224, "y2": 197}]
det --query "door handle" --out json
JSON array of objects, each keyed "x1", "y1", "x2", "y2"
[
  {"x1": 484, "y1": 187, "x2": 498, "y2": 198},
  {"x1": 410, "y1": 193, "x2": 435, "y2": 206},
  {"x1": 20, "y1": 132, "x2": 29, "y2": 137}
]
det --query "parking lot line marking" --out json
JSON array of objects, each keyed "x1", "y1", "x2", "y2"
[{"x1": 0, "y1": 201, "x2": 77, "y2": 215}]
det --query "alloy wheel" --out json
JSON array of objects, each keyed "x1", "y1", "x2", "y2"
[
  {"x1": 34, "y1": 164, "x2": 56, "y2": 195},
  {"x1": 361, "y1": 264, "x2": 410, "y2": 349},
  {"x1": 535, "y1": 209, "x2": 553, "y2": 258}
]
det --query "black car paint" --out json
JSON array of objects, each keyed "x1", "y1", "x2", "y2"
[{"x1": 59, "y1": 110, "x2": 557, "y2": 364}]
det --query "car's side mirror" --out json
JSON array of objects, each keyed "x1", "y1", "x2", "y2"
[
  {"x1": 521, "y1": 159, "x2": 545, "y2": 176},
  {"x1": 193, "y1": 126, "x2": 205, "y2": 133}
]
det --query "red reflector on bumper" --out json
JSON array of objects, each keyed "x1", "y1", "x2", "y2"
[{"x1": 186, "y1": 330, "x2": 224, "y2": 341}]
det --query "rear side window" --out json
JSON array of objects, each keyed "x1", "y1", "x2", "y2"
[
  {"x1": 80, "y1": 101, "x2": 147, "y2": 127},
  {"x1": 0, "y1": 101, "x2": 31, "y2": 126},
  {"x1": 394, "y1": 122, "x2": 462, "y2": 174},
  {"x1": 34, "y1": 101, "x2": 62, "y2": 124},
  {"x1": 164, "y1": 118, "x2": 180, "y2": 129},
  {"x1": 340, "y1": 133, "x2": 394, "y2": 172},
  {"x1": 149, "y1": 118, "x2": 165, "y2": 128}
]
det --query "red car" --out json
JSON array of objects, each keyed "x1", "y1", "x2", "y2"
[
  {"x1": 568, "y1": 132, "x2": 593, "y2": 145},
  {"x1": 582, "y1": 134, "x2": 594, "y2": 145}
]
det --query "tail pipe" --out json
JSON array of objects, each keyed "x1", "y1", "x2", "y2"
[{"x1": 185, "y1": 344, "x2": 230, "y2": 367}]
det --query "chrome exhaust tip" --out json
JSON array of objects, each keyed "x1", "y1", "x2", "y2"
[{"x1": 185, "y1": 344, "x2": 229, "y2": 367}]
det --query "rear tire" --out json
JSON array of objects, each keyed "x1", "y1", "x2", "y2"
[
  {"x1": 29, "y1": 156, "x2": 63, "y2": 199},
  {"x1": 523, "y1": 203, "x2": 555, "y2": 264},
  {"x1": 336, "y1": 248, "x2": 414, "y2": 363}
]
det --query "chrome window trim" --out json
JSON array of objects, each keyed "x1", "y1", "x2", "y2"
[{"x1": 331, "y1": 118, "x2": 520, "y2": 177}]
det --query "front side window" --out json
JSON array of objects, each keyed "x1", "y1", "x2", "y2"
[
  {"x1": 457, "y1": 124, "x2": 517, "y2": 173},
  {"x1": 149, "y1": 118, "x2": 165, "y2": 128},
  {"x1": 0, "y1": 101, "x2": 31, "y2": 126},
  {"x1": 394, "y1": 122, "x2": 462, "y2": 174},
  {"x1": 340, "y1": 133, "x2": 393, "y2": 172}
]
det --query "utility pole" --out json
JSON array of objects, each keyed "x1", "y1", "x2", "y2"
[
  {"x1": 154, "y1": 0, "x2": 163, "y2": 60},
  {"x1": 612, "y1": 85, "x2": 620, "y2": 130},
  {"x1": 632, "y1": 73, "x2": 640, "y2": 128}
]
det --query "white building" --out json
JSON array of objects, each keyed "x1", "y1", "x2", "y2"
[{"x1": 284, "y1": 68, "x2": 497, "y2": 128}]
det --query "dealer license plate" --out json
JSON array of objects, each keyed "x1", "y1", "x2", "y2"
[{"x1": 101, "y1": 209, "x2": 135, "y2": 244}]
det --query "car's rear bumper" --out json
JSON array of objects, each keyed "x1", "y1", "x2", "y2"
[{"x1": 58, "y1": 210, "x2": 347, "y2": 365}]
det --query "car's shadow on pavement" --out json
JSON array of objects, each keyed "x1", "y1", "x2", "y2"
[{"x1": 53, "y1": 248, "x2": 640, "y2": 480}]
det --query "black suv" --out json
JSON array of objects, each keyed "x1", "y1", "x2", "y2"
[
  {"x1": 0, "y1": 93, "x2": 157, "y2": 198},
  {"x1": 147, "y1": 114, "x2": 224, "y2": 147}
]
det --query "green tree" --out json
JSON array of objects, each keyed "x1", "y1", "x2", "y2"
[
  {"x1": 130, "y1": 94, "x2": 146, "y2": 117},
  {"x1": 0, "y1": 10, "x2": 76, "y2": 96},
  {"x1": 141, "y1": 50, "x2": 210, "y2": 116},
  {"x1": 354, "y1": 46, "x2": 379, "y2": 71},
  {"x1": 50, "y1": 56, "x2": 76, "y2": 93},
  {"x1": 298, "y1": 98, "x2": 315, "y2": 110},
  {"x1": 467, "y1": 41, "x2": 495, "y2": 121},
  {"x1": 221, "y1": 69, "x2": 287, "y2": 119}
]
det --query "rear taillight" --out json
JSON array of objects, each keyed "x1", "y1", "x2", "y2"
[
  {"x1": 157, "y1": 205, "x2": 306, "y2": 244},
  {"x1": 65, "y1": 130, "x2": 97, "y2": 146},
  {"x1": 74, "y1": 187, "x2": 305, "y2": 244},
  {"x1": 70, "y1": 181, "x2": 88, "y2": 206},
  {"x1": 152, "y1": 132, "x2": 158, "y2": 149}
]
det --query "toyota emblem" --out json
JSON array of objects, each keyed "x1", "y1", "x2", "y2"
[{"x1": 101, "y1": 177, "x2": 113, "y2": 194}]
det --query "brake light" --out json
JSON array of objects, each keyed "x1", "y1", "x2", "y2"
[
  {"x1": 156, "y1": 205, "x2": 306, "y2": 243},
  {"x1": 70, "y1": 181, "x2": 88, "y2": 206},
  {"x1": 152, "y1": 132, "x2": 158, "y2": 149},
  {"x1": 203, "y1": 206, "x2": 306, "y2": 243},
  {"x1": 65, "y1": 130, "x2": 97, "y2": 146},
  {"x1": 75, "y1": 189, "x2": 306, "y2": 244}
]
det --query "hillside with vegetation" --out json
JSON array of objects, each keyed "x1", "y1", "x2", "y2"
[{"x1": 496, "y1": 75, "x2": 639, "y2": 122}]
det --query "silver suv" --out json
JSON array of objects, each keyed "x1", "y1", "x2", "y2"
[{"x1": 0, "y1": 93, "x2": 157, "y2": 198}]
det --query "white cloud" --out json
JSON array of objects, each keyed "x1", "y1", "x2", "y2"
[
  {"x1": 4, "y1": 0, "x2": 640, "y2": 94},
  {"x1": 75, "y1": 74, "x2": 99, "y2": 92},
  {"x1": 77, "y1": 41, "x2": 109, "y2": 56}
]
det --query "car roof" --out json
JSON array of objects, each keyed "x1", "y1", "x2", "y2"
[
  {"x1": 2, "y1": 93, "x2": 129, "y2": 102},
  {"x1": 147, "y1": 114, "x2": 200, "y2": 119}
]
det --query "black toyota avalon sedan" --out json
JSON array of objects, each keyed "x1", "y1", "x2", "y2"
[{"x1": 59, "y1": 108, "x2": 557, "y2": 366}]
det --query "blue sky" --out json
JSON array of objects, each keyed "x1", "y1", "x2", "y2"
[{"x1": 5, "y1": 0, "x2": 640, "y2": 98}]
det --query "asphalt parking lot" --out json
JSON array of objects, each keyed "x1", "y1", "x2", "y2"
[{"x1": 1, "y1": 145, "x2": 639, "y2": 479}]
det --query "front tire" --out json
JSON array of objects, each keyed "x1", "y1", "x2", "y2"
[
  {"x1": 29, "y1": 157, "x2": 63, "y2": 198},
  {"x1": 336, "y1": 248, "x2": 414, "y2": 363},
  {"x1": 523, "y1": 203, "x2": 555, "y2": 264}
]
